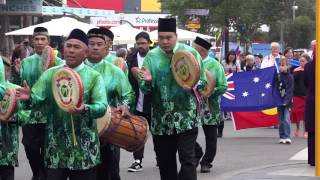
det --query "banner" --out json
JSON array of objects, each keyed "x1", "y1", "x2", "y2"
[{"x1": 232, "y1": 108, "x2": 278, "y2": 130}]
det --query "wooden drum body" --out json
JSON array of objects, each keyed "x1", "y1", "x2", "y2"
[{"x1": 97, "y1": 106, "x2": 149, "y2": 152}]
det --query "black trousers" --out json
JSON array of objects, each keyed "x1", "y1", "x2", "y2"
[
  {"x1": 97, "y1": 144, "x2": 121, "y2": 180},
  {"x1": 195, "y1": 125, "x2": 217, "y2": 167},
  {"x1": 22, "y1": 124, "x2": 46, "y2": 179},
  {"x1": 308, "y1": 132, "x2": 315, "y2": 166},
  {"x1": 133, "y1": 111, "x2": 158, "y2": 163},
  {"x1": 47, "y1": 167, "x2": 96, "y2": 180},
  {"x1": 153, "y1": 128, "x2": 198, "y2": 180},
  {"x1": 0, "y1": 166, "x2": 14, "y2": 180}
]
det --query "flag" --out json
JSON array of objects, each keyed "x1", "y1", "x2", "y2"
[
  {"x1": 232, "y1": 108, "x2": 279, "y2": 130},
  {"x1": 234, "y1": 45, "x2": 241, "y2": 56},
  {"x1": 221, "y1": 67, "x2": 282, "y2": 112}
]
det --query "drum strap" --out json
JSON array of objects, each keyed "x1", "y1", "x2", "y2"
[
  {"x1": 193, "y1": 87, "x2": 203, "y2": 116},
  {"x1": 205, "y1": 97, "x2": 212, "y2": 114}
]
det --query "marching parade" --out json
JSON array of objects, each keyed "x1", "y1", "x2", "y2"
[{"x1": 0, "y1": 0, "x2": 318, "y2": 180}]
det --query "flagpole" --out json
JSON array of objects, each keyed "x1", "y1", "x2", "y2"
[{"x1": 316, "y1": 0, "x2": 320, "y2": 176}]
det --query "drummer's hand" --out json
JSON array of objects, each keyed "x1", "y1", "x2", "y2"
[
  {"x1": 16, "y1": 80, "x2": 30, "y2": 101},
  {"x1": 14, "y1": 58, "x2": 21, "y2": 73},
  {"x1": 139, "y1": 67, "x2": 152, "y2": 82},
  {"x1": 118, "y1": 105, "x2": 130, "y2": 117},
  {"x1": 70, "y1": 104, "x2": 85, "y2": 114},
  {"x1": 182, "y1": 84, "x2": 192, "y2": 91}
]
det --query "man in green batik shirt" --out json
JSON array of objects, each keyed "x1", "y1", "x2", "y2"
[
  {"x1": 85, "y1": 28, "x2": 134, "y2": 180},
  {"x1": 17, "y1": 29, "x2": 107, "y2": 180},
  {"x1": 138, "y1": 18, "x2": 206, "y2": 180},
  {"x1": 192, "y1": 36, "x2": 227, "y2": 173},
  {"x1": 13, "y1": 27, "x2": 64, "y2": 180},
  {"x1": 0, "y1": 59, "x2": 30, "y2": 180},
  {"x1": 100, "y1": 27, "x2": 128, "y2": 75},
  {"x1": 0, "y1": 57, "x2": 6, "y2": 99}
]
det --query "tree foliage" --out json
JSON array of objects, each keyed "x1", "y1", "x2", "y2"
[{"x1": 160, "y1": 0, "x2": 315, "y2": 48}]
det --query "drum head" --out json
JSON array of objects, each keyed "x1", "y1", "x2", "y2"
[
  {"x1": 41, "y1": 46, "x2": 54, "y2": 72},
  {"x1": 0, "y1": 88, "x2": 17, "y2": 121},
  {"x1": 52, "y1": 67, "x2": 84, "y2": 112},
  {"x1": 201, "y1": 70, "x2": 216, "y2": 97},
  {"x1": 171, "y1": 51, "x2": 200, "y2": 89},
  {"x1": 97, "y1": 106, "x2": 112, "y2": 136},
  {"x1": 113, "y1": 58, "x2": 126, "y2": 72}
]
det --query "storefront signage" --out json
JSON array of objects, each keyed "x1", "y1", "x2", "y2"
[
  {"x1": 0, "y1": 0, "x2": 42, "y2": 14},
  {"x1": 42, "y1": 6, "x2": 115, "y2": 17}
]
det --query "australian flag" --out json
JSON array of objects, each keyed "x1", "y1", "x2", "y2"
[{"x1": 221, "y1": 67, "x2": 282, "y2": 112}]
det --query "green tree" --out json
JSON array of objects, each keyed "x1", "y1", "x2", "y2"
[{"x1": 160, "y1": 0, "x2": 315, "y2": 50}]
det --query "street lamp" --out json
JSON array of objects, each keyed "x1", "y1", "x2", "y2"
[{"x1": 292, "y1": 1, "x2": 298, "y2": 21}]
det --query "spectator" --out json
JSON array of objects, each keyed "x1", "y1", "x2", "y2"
[
  {"x1": 243, "y1": 54, "x2": 256, "y2": 71},
  {"x1": 254, "y1": 53, "x2": 263, "y2": 69},
  {"x1": 219, "y1": 50, "x2": 240, "y2": 137},
  {"x1": 261, "y1": 42, "x2": 281, "y2": 69},
  {"x1": 239, "y1": 52, "x2": 246, "y2": 71},
  {"x1": 283, "y1": 47, "x2": 294, "y2": 60},
  {"x1": 116, "y1": 48, "x2": 128, "y2": 60},
  {"x1": 20, "y1": 38, "x2": 33, "y2": 57},
  {"x1": 304, "y1": 52, "x2": 315, "y2": 166},
  {"x1": 291, "y1": 53, "x2": 310, "y2": 139},
  {"x1": 277, "y1": 57, "x2": 294, "y2": 144}
]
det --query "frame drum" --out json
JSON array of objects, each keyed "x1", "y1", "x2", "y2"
[
  {"x1": 171, "y1": 51, "x2": 200, "y2": 90},
  {"x1": 0, "y1": 88, "x2": 17, "y2": 121},
  {"x1": 52, "y1": 67, "x2": 84, "y2": 112},
  {"x1": 201, "y1": 70, "x2": 216, "y2": 97}
]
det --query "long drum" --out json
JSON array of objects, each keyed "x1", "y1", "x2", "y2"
[
  {"x1": 0, "y1": 88, "x2": 17, "y2": 121},
  {"x1": 201, "y1": 70, "x2": 216, "y2": 97},
  {"x1": 41, "y1": 46, "x2": 55, "y2": 72},
  {"x1": 171, "y1": 51, "x2": 200, "y2": 89},
  {"x1": 97, "y1": 106, "x2": 149, "y2": 152},
  {"x1": 52, "y1": 67, "x2": 84, "y2": 112}
]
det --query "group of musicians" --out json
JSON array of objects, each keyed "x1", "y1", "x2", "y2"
[{"x1": 0, "y1": 17, "x2": 227, "y2": 180}]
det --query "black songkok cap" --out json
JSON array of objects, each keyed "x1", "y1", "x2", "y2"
[
  {"x1": 87, "y1": 28, "x2": 106, "y2": 41},
  {"x1": 67, "y1": 29, "x2": 88, "y2": 46},
  {"x1": 99, "y1": 27, "x2": 114, "y2": 41},
  {"x1": 33, "y1": 27, "x2": 48, "y2": 37},
  {"x1": 194, "y1": 36, "x2": 212, "y2": 50},
  {"x1": 158, "y1": 18, "x2": 176, "y2": 33}
]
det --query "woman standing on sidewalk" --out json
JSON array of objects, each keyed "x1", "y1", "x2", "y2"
[{"x1": 290, "y1": 53, "x2": 310, "y2": 139}]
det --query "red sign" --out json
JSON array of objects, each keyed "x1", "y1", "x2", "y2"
[{"x1": 67, "y1": 0, "x2": 124, "y2": 12}]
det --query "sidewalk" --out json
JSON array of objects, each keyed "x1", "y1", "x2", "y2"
[
  {"x1": 224, "y1": 162, "x2": 317, "y2": 180},
  {"x1": 210, "y1": 147, "x2": 319, "y2": 180}
]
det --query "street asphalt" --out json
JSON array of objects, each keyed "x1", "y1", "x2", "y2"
[{"x1": 15, "y1": 120, "x2": 316, "y2": 180}]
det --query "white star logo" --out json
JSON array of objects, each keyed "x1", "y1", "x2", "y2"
[
  {"x1": 242, "y1": 91, "x2": 249, "y2": 97},
  {"x1": 261, "y1": 93, "x2": 265, "y2": 97},
  {"x1": 253, "y1": 77, "x2": 260, "y2": 83},
  {"x1": 265, "y1": 83, "x2": 271, "y2": 89}
]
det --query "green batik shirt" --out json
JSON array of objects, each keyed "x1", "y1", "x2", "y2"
[
  {"x1": 85, "y1": 59, "x2": 134, "y2": 107},
  {"x1": 103, "y1": 53, "x2": 128, "y2": 76},
  {"x1": 29, "y1": 63, "x2": 107, "y2": 170},
  {"x1": 0, "y1": 82, "x2": 30, "y2": 167},
  {"x1": 139, "y1": 43, "x2": 207, "y2": 135},
  {"x1": 0, "y1": 57, "x2": 6, "y2": 99},
  {"x1": 202, "y1": 57, "x2": 227, "y2": 125},
  {"x1": 19, "y1": 54, "x2": 64, "y2": 124}
]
